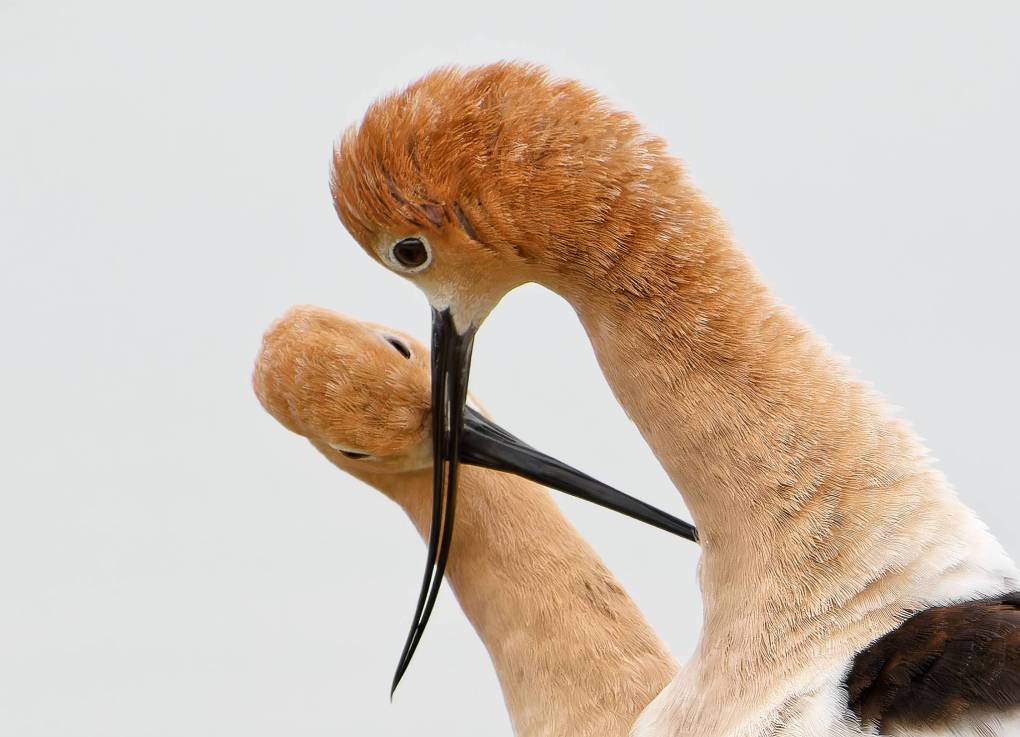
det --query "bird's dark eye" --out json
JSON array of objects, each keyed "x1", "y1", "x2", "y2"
[
  {"x1": 391, "y1": 237, "x2": 430, "y2": 270},
  {"x1": 327, "y1": 442, "x2": 371, "y2": 459},
  {"x1": 385, "y1": 335, "x2": 412, "y2": 359}
]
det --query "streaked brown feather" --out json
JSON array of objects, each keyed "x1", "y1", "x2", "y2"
[{"x1": 846, "y1": 592, "x2": 1020, "y2": 733}]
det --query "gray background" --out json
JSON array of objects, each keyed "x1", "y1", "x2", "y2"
[{"x1": 2, "y1": 2, "x2": 1018, "y2": 735}]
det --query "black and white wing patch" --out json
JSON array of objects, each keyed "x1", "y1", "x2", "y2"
[{"x1": 845, "y1": 592, "x2": 1020, "y2": 734}]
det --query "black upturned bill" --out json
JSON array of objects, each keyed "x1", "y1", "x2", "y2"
[{"x1": 390, "y1": 308, "x2": 697, "y2": 694}]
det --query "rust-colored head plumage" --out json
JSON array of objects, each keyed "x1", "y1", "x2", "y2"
[
  {"x1": 253, "y1": 305, "x2": 431, "y2": 471},
  {"x1": 330, "y1": 62, "x2": 687, "y2": 324}
]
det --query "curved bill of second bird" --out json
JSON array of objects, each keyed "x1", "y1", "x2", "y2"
[{"x1": 390, "y1": 308, "x2": 698, "y2": 695}]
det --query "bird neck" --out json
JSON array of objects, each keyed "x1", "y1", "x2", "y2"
[
  {"x1": 333, "y1": 453, "x2": 676, "y2": 737},
  {"x1": 545, "y1": 184, "x2": 1014, "y2": 691}
]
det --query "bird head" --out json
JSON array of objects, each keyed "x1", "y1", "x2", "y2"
[
  {"x1": 253, "y1": 305, "x2": 433, "y2": 474},
  {"x1": 331, "y1": 62, "x2": 681, "y2": 330}
]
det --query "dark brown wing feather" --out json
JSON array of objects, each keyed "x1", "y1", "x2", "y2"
[{"x1": 845, "y1": 592, "x2": 1020, "y2": 733}]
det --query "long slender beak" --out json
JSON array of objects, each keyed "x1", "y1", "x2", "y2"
[
  {"x1": 391, "y1": 308, "x2": 475, "y2": 696},
  {"x1": 390, "y1": 308, "x2": 698, "y2": 695},
  {"x1": 460, "y1": 407, "x2": 698, "y2": 542}
]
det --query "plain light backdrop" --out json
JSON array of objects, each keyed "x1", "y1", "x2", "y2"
[{"x1": 2, "y1": 2, "x2": 1018, "y2": 735}]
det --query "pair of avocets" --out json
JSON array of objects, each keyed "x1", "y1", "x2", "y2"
[{"x1": 254, "y1": 63, "x2": 1020, "y2": 736}]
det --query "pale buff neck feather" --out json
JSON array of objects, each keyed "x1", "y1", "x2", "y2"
[
  {"x1": 315, "y1": 443, "x2": 676, "y2": 737},
  {"x1": 543, "y1": 183, "x2": 1017, "y2": 726}
]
